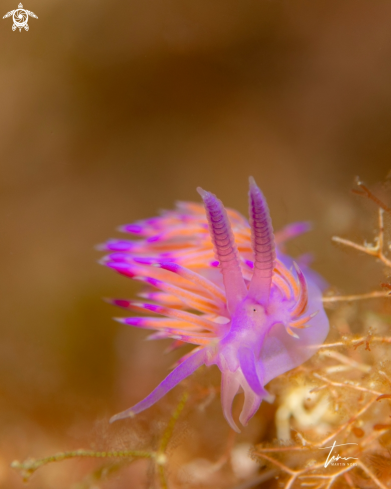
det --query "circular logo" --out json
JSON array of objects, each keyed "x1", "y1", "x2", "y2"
[{"x1": 12, "y1": 8, "x2": 28, "y2": 29}]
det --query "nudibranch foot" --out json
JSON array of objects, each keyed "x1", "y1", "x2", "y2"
[{"x1": 110, "y1": 348, "x2": 207, "y2": 423}]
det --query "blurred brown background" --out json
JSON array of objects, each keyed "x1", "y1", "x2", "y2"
[{"x1": 1, "y1": 0, "x2": 391, "y2": 487}]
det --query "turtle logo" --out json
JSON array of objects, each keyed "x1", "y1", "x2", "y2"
[{"x1": 3, "y1": 3, "x2": 38, "y2": 32}]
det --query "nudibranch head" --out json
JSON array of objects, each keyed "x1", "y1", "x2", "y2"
[{"x1": 101, "y1": 177, "x2": 329, "y2": 432}]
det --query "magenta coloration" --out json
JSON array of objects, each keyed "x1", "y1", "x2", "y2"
[{"x1": 102, "y1": 177, "x2": 329, "y2": 431}]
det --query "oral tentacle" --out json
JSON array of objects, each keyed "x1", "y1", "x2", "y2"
[
  {"x1": 221, "y1": 371, "x2": 241, "y2": 433},
  {"x1": 247, "y1": 177, "x2": 276, "y2": 305},
  {"x1": 238, "y1": 347, "x2": 264, "y2": 396},
  {"x1": 239, "y1": 388, "x2": 262, "y2": 427},
  {"x1": 197, "y1": 187, "x2": 247, "y2": 314},
  {"x1": 110, "y1": 349, "x2": 207, "y2": 423}
]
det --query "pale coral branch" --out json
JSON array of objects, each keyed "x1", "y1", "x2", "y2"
[
  {"x1": 353, "y1": 177, "x2": 391, "y2": 214},
  {"x1": 378, "y1": 208, "x2": 385, "y2": 251},
  {"x1": 253, "y1": 452, "x2": 304, "y2": 489},
  {"x1": 11, "y1": 449, "x2": 153, "y2": 481},
  {"x1": 356, "y1": 460, "x2": 389, "y2": 489},
  {"x1": 344, "y1": 472, "x2": 356, "y2": 489},
  {"x1": 250, "y1": 452, "x2": 296, "y2": 475},
  {"x1": 252, "y1": 183, "x2": 391, "y2": 489},
  {"x1": 255, "y1": 440, "x2": 386, "y2": 489},
  {"x1": 318, "y1": 350, "x2": 371, "y2": 373},
  {"x1": 159, "y1": 391, "x2": 188, "y2": 454},
  {"x1": 315, "y1": 336, "x2": 391, "y2": 349},
  {"x1": 332, "y1": 236, "x2": 378, "y2": 256},
  {"x1": 285, "y1": 473, "x2": 301, "y2": 489},
  {"x1": 217, "y1": 423, "x2": 237, "y2": 467},
  {"x1": 157, "y1": 391, "x2": 189, "y2": 489},
  {"x1": 332, "y1": 208, "x2": 391, "y2": 268},
  {"x1": 255, "y1": 452, "x2": 357, "y2": 489},
  {"x1": 322, "y1": 290, "x2": 390, "y2": 303},
  {"x1": 231, "y1": 470, "x2": 277, "y2": 489},
  {"x1": 312, "y1": 373, "x2": 382, "y2": 396},
  {"x1": 12, "y1": 392, "x2": 189, "y2": 486},
  {"x1": 379, "y1": 370, "x2": 391, "y2": 385},
  {"x1": 300, "y1": 483, "x2": 322, "y2": 487},
  {"x1": 315, "y1": 398, "x2": 377, "y2": 447},
  {"x1": 300, "y1": 464, "x2": 355, "y2": 489},
  {"x1": 252, "y1": 452, "x2": 332, "y2": 489},
  {"x1": 253, "y1": 445, "x2": 311, "y2": 453},
  {"x1": 359, "y1": 426, "x2": 391, "y2": 450}
]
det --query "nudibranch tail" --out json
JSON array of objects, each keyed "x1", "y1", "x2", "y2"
[
  {"x1": 197, "y1": 187, "x2": 247, "y2": 314},
  {"x1": 247, "y1": 176, "x2": 276, "y2": 304}
]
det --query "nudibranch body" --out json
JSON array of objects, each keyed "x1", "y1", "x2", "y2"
[{"x1": 101, "y1": 178, "x2": 329, "y2": 432}]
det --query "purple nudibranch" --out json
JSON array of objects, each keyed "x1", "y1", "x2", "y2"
[{"x1": 102, "y1": 177, "x2": 329, "y2": 432}]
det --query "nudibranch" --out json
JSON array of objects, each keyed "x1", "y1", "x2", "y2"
[{"x1": 101, "y1": 177, "x2": 329, "y2": 432}]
